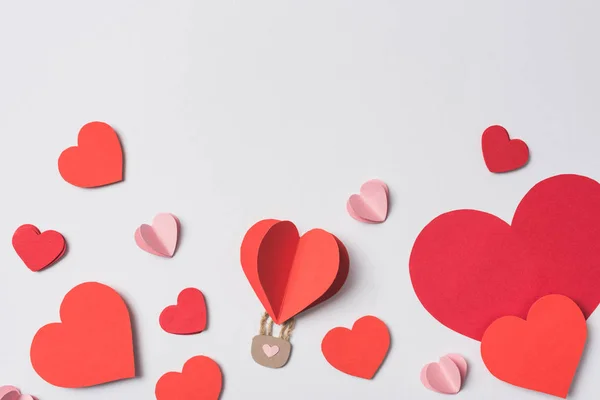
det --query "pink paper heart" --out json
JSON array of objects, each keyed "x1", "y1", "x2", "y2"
[
  {"x1": 0, "y1": 387, "x2": 35, "y2": 400},
  {"x1": 262, "y1": 344, "x2": 280, "y2": 358},
  {"x1": 420, "y1": 355, "x2": 464, "y2": 394},
  {"x1": 347, "y1": 179, "x2": 389, "y2": 223},
  {"x1": 135, "y1": 213, "x2": 179, "y2": 257},
  {"x1": 0, "y1": 387, "x2": 19, "y2": 400}
]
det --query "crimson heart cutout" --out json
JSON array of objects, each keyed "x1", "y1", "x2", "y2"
[
  {"x1": 159, "y1": 288, "x2": 207, "y2": 335},
  {"x1": 410, "y1": 174, "x2": 600, "y2": 340},
  {"x1": 12, "y1": 224, "x2": 66, "y2": 272},
  {"x1": 155, "y1": 355, "x2": 222, "y2": 400},
  {"x1": 481, "y1": 125, "x2": 529, "y2": 173}
]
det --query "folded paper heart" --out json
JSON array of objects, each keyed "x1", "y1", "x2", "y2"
[
  {"x1": 0, "y1": 387, "x2": 35, "y2": 400},
  {"x1": 410, "y1": 174, "x2": 600, "y2": 340},
  {"x1": 240, "y1": 219, "x2": 349, "y2": 325},
  {"x1": 321, "y1": 315, "x2": 390, "y2": 379},
  {"x1": 481, "y1": 125, "x2": 529, "y2": 173},
  {"x1": 12, "y1": 224, "x2": 66, "y2": 272},
  {"x1": 160, "y1": 288, "x2": 207, "y2": 335},
  {"x1": 58, "y1": 121, "x2": 123, "y2": 188},
  {"x1": 420, "y1": 354, "x2": 467, "y2": 394},
  {"x1": 347, "y1": 179, "x2": 389, "y2": 223},
  {"x1": 481, "y1": 294, "x2": 586, "y2": 398},
  {"x1": 135, "y1": 213, "x2": 179, "y2": 257},
  {"x1": 155, "y1": 355, "x2": 222, "y2": 400},
  {"x1": 30, "y1": 282, "x2": 135, "y2": 388},
  {"x1": 0, "y1": 386, "x2": 35, "y2": 400}
]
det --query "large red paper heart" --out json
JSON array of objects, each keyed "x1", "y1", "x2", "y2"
[
  {"x1": 481, "y1": 125, "x2": 529, "y2": 173},
  {"x1": 410, "y1": 174, "x2": 600, "y2": 340},
  {"x1": 321, "y1": 316, "x2": 390, "y2": 379},
  {"x1": 12, "y1": 224, "x2": 66, "y2": 272},
  {"x1": 58, "y1": 121, "x2": 123, "y2": 188},
  {"x1": 481, "y1": 295, "x2": 586, "y2": 398},
  {"x1": 160, "y1": 288, "x2": 207, "y2": 335},
  {"x1": 241, "y1": 219, "x2": 349, "y2": 324},
  {"x1": 30, "y1": 282, "x2": 135, "y2": 388},
  {"x1": 155, "y1": 355, "x2": 222, "y2": 400}
]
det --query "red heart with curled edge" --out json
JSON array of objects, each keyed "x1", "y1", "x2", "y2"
[
  {"x1": 410, "y1": 174, "x2": 600, "y2": 340},
  {"x1": 481, "y1": 125, "x2": 529, "y2": 173},
  {"x1": 241, "y1": 219, "x2": 349, "y2": 324},
  {"x1": 12, "y1": 224, "x2": 66, "y2": 272}
]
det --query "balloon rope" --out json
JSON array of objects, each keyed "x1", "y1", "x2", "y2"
[
  {"x1": 258, "y1": 312, "x2": 295, "y2": 342},
  {"x1": 259, "y1": 311, "x2": 273, "y2": 336},
  {"x1": 279, "y1": 317, "x2": 296, "y2": 341}
]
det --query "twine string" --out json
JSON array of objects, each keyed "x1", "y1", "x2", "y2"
[{"x1": 258, "y1": 311, "x2": 296, "y2": 342}]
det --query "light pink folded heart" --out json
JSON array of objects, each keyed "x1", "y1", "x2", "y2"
[
  {"x1": 0, "y1": 387, "x2": 19, "y2": 400},
  {"x1": 262, "y1": 344, "x2": 280, "y2": 358},
  {"x1": 135, "y1": 213, "x2": 179, "y2": 257},
  {"x1": 420, "y1": 355, "x2": 466, "y2": 394},
  {"x1": 347, "y1": 179, "x2": 389, "y2": 223},
  {"x1": 0, "y1": 386, "x2": 36, "y2": 400}
]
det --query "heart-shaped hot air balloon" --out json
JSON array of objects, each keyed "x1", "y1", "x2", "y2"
[{"x1": 241, "y1": 219, "x2": 349, "y2": 368}]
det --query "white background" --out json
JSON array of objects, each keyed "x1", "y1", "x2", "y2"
[{"x1": 1, "y1": 1, "x2": 600, "y2": 399}]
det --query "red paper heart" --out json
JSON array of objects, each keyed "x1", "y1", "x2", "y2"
[
  {"x1": 481, "y1": 295, "x2": 586, "y2": 398},
  {"x1": 160, "y1": 288, "x2": 207, "y2": 335},
  {"x1": 321, "y1": 316, "x2": 390, "y2": 379},
  {"x1": 30, "y1": 282, "x2": 135, "y2": 388},
  {"x1": 12, "y1": 224, "x2": 66, "y2": 272},
  {"x1": 410, "y1": 174, "x2": 600, "y2": 340},
  {"x1": 241, "y1": 219, "x2": 349, "y2": 324},
  {"x1": 481, "y1": 125, "x2": 529, "y2": 173},
  {"x1": 58, "y1": 121, "x2": 123, "y2": 188},
  {"x1": 155, "y1": 355, "x2": 222, "y2": 400}
]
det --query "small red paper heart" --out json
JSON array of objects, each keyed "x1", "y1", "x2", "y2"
[
  {"x1": 12, "y1": 224, "x2": 66, "y2": 272},
  {"x1": 58, "y1": 121, "x2": 123, "y2": 188},
  {"x1": 155, "y1": 355, "x2": 222, "y2": 400},
  {"x1": 481, "y1": 295, "x2": 586, "y2": 398},
  {"x1": 30, "y1": 282, "x2": 135, "y2": 388},
  {"x1": 160, "y1": 288, "x2": 207, "y2": 335},
  {"x1": 321, "y1": 316, "x2": 390, "y2": 379},
  {"x1": 481, "y1": 125, "x2": 529, "y2": 173}
]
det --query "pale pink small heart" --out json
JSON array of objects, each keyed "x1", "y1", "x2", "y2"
[
  {"x1": 0, "y1": 386, "x2": 35, "y2": 400},
  {"x1": 347, "y1": 179, "x2": 389, "y2": 223},
  {"x1": 0, "y1": 387, "x2": 19, "y2": 400},
  {"x1": 262, "y1": 344, "x2": 280, "y2": 358},
  {"x1": 420, "y1": 355, "x2": 466, "y2": 394},
  {"x1": 135, "y1": 213, "x2": 179, "y2": 257}
]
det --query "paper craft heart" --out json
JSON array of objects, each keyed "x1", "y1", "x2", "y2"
[
  {"x1": 30, "y1": 282, "x2": 135, "y2": 388},
  {"x1": 0, "y1": 386, "x2": 36, "y2": 400},
  {"x1": 321, "y1": 315, "x2": 390, "y2": 379},
  {"x1": 160, "y1": 288, "x2": 207, "y2": 335},
  {"x1": 262, "y1": 344, "x2": 279, "y2": 358},
  {"x1": 155, "y1": 355, "x2": 222, "y2": 400},
  {"x1": 58, "y1": 121, "x2": 123, "y2": 188},
  {"x1": 241, "y1": 219, "x2": 349, "y2": 324},
  {"x1": 420, "y1": 354, "x2": 467, "y2": 394},
  {"x1": 347, "y1": 179, "x2": 389, "y2": 223},
  {"x1": 12, "y1": 224, "x2": 66, "y2": 272},
  {"x1": 410, "y1": 174, "x2": 600, "y2": 340},
  {"x1": 135, "y1": 213, "x2": 179, "y2": 257},
  {"x1": 481, "y1": 295, "x2": 586, "y2": 398},
  {"x1": 481, "y1": 125, "x2": 529, "y2": 173}
]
